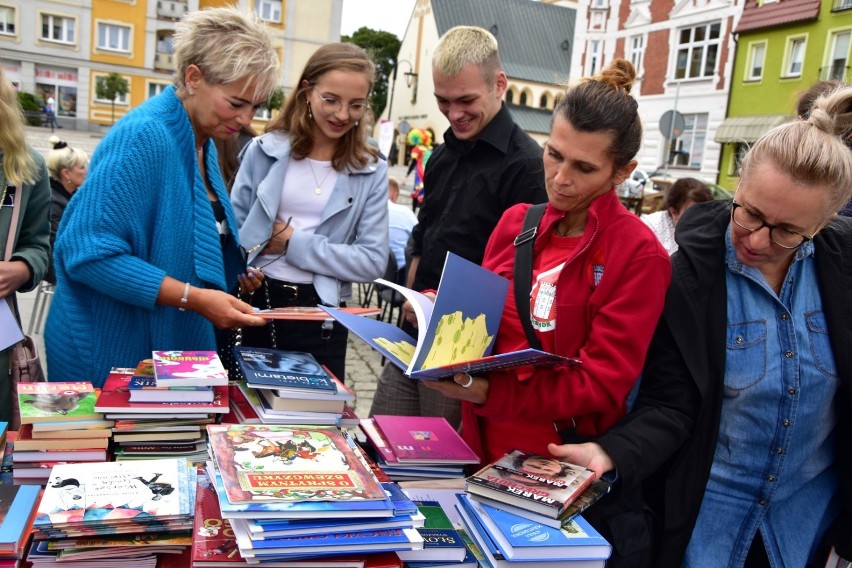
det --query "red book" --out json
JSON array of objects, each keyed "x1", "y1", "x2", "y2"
[
  {"x1": 371, "y1": 415, "x2": 480, "y2": 465},
  {"x1": 96, "y1": 368, "x2": 229, "y2": 414}
]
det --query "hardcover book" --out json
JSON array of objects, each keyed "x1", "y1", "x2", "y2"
[
  {"x1": 207, "y1": 424, "x2": 386, "y2": 504},
  {"x1": 368, "y1": 416, "x2": 479, "y2": 465},
  {"x1": 466, "y1": 449, "x2": 595, "y2": 519},
  {"x1": 233, "y1": 347, "x2": 334, "y2": 392},
  {"x1": 152, "y1": 350, "x2": 228, "y2": 387},
  {"x1": 461, "y1": 494, "x2": 611, "y2": 562},
  {"x1": 0, "y1": 484, "x2": 40, "y2": 555},
  {"x1": 396, "y1": 500, "x2": 467, "y2": 563},
  {"x1": 257, "y1": 387, "x2": 345, "y2": 414},
  {"x1": 17, "y1": 382, "x2": 101, "y2": 424},
  {"x1": 15, "y1": 424, "x2": 110, "y2": 451},
  {"x1": 96, "y1": 368, "x2": 229, "y2": 414},
  {"x1": 322, "y1": 252, "x2": 579, "y2": 380}
]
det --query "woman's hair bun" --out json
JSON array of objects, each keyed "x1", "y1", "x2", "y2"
[{"x1": 597, "y1": 58, "x2": 636, "y2": 94}]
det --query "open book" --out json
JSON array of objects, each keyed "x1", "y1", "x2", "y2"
[{"x1": 322, "y1": 253, "x2": 578, "y2": 380}]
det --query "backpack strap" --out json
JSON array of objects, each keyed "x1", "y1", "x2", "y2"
[{"x1": 513, "y1": 203, "x2": 547, "y2": 351}]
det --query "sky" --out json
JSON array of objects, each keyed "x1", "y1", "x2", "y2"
[{"x1": 340, "y1": 0, "x2": 417, "y2": 39}]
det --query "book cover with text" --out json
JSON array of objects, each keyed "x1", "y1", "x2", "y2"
[
  {"x1": 233, "y1": 347, "x2": 334, "y2": 392},
  {"x1": 152, "y1": 350, "x2": 228, "y2": 387},
  {"x1": 371, "y1": 416, "x2": 479, "y2": 465},
  {"x1": 17, "y1": 382, "x2": 101, "y2": 424}
]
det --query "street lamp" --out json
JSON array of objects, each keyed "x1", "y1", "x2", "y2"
[{"x1": 386, "y1": 59, "x2": 417, "y2": 125}]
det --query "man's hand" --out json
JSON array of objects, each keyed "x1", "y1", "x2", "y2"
[{"x1": 547, "y1": 442, "x2": 615, "y2": 479}]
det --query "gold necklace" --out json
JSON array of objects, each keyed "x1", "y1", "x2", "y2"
[
  {"x1": 555, "y1": 223, "x2": 585, "y2": 237},
  {"x1": 308, "y1": 159, "x2": 333, "y2": 195}
]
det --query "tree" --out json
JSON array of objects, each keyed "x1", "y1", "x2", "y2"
[
  {"x1": 267, "y1": 86, "x2": 284, "y2": 114},
  {"x1": 342, "y1": 27, "x2": 401, "y2": 120},
  {"x1": 95, "y1": 72, "x2": 129, "y2": 124}
]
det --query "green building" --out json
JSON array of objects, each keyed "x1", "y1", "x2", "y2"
[{"x1": 716, "y1": 0, "x2": 852, "y2": 189}]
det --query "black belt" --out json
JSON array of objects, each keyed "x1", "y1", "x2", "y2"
[{"x1": 266, "y1": 277, "x2": 321, "y2": 306}]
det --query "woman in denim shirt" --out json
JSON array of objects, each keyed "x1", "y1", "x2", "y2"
[{"x1": 552, "y1": 86, "x2": 852, "y2": 566}]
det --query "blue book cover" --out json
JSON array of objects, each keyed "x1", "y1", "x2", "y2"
[
  {"x1": 233, "y1": 346, "x2": 334, "y2": 391},
  {"x1": 207, "y1": 465, "x2": 395, "y2": 519},
  {"x1": 454, "y1": 493, "x2": 504, "y2": 561},
  {"x1": 0, "y1": 484, "x2": 40, "y2": 549},
  {"x1": 237, "y1": 526, "x2": 423, "y2": 552},
  {"x1": 461, "y1": 494, "x2": 611, "y2": 561},
  {"x1": 397, "y1": 500, "x2": 467, "y2": 563},
  {"x1": 245, "y1": 511, "x2": 422, "y2": 538},
  {"x1": 322, "y1": 253, "x2": 577, "y2": 380}
]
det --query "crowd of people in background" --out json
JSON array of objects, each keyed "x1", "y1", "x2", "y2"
[{"x1": 2, "y1": 5, "x2": 851, "y2": 566}]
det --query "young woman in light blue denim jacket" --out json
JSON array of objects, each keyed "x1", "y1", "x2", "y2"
[{"x1": 230, "y1": 43, "x2": 388, "y2": 381}]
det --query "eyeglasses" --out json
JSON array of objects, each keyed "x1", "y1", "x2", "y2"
[
  {"x1": 318, "y1": 95, "x2": 370, "y2": 118},
  {"x1": 239, "y1": 216, "x2": 292, "y2": 270},
  {"x1": 730, "y1": 201, "x2": 813, "y2": 249}
]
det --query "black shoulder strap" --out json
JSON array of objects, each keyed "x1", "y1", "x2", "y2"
[{"x1": 513, "y1": 203, "x2": 546, "y2": 351}]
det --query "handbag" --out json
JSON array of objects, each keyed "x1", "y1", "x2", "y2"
[{"x1": 4, "y1": 184, "x2": 46, "y2": 430}]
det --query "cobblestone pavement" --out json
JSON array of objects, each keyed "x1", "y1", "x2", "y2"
[{"x1": 20, "y1": 125, "x2": 416, "y2": 419}]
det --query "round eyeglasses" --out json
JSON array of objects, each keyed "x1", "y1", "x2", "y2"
[
  {"x1": 730, "y1": 201, "x2": 813, "y2": 249},
  {"x1": 318, "y1": 95, "x2": 370, "y2": 118}
]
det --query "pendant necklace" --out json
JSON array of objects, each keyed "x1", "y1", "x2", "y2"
[
  {"x1": 555, "y1": 223, "x2": 585, "y2": 237},
  {"x1": 308, "y1": 158, "x2": 333, "y2": 195}
]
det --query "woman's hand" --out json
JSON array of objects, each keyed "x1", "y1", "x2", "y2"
[
  {"x1": 547, "y1": 442, "x2": 615, "y2": 480},
  {"x1": 190, "y1": 288, "x2": 267, "y2": 329},
  {"x1": 0, "y1": 260, "x2": 32, "y2": 298},
  {"x1": 237, "y1": 267, "x2": 264, "y2": 295},
  {"x1": 423, "y1": 372, "x2": 488, "y2": 404},
  {"x1": 260, "y1": 220, "x2": 293, "y2": 256}
]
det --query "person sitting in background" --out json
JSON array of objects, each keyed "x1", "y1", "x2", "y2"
[
  {"x1": 44, "y1": 136, "x2": 88, "y2": 284},
  {"x1": 46, "y1": 7, "x2": 277, "y2": 386},
  {"x1": 386, "y1": 176, "x2": 417, "y2": 280},
  {"x1": 551, "y1": 83, "x2": 852, "y2": 567},
  {"x1": 424, "y1": 59, "x2": 671, "y2": 566},
  {"x1": 641, "y1": 177, "x2": 713, "y2": 255}
]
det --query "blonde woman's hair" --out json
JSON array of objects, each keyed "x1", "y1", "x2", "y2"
[
  {"x1": 0, "y1": 67, "x2": 37, "y2": 186},
  {"x1": 265, "y1": 42, "x2": 379, "y2": 171},
  {"x1": 741, "y1": 84, "x2": 852, "y2": 213},
  {"x1": 173, "y1": 6, "x2": 279, "y2": 101},
  {"x1": 46, "y1": 135, "x2": 89, "y2": 180},
  {"x1": 433, "y1": 26, "x2": 502, "y2": 88}
]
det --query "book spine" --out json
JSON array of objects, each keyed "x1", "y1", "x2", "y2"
[{"x1": 467, "y1": 474, "x2": 562, "y2": 513}]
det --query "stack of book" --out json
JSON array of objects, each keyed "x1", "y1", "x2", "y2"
[
  {"x1": 204, "y1": 423, "x2": 426, "y2": 563},
  {"x1": 396, "y1": 500, "x2": 474, "y2": 567},
  {"x1": 95, "y1": 353, "x2": 230, "y2": 463},
  {"x1": 13, "y1": 382, "x2": 113, "y2": 483},
  {"x1": 0, "y1": 484, "x2": 41, "y2": 563},
  {"x1": 360, "y1": 416, "x2": 479, "y2": 481},
  {"x1": 28, "y1": 458, "x2": 196, "y2": 566},
  {"x1": 229, "y1": 347, "x2": 358, "y2": 427},
  {"x1": 453, "y1": 449, "x2": 612, "y2": 567}
]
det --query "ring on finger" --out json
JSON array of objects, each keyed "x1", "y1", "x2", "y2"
[{"x1": 461, "y1": 373, "x2": 474, "y2": 388}]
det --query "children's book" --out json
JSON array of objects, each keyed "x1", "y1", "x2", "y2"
[
  {"x1": 396, "y1": 500, "x2": 467, "y2": 563},
  {"x1": 207, "y1": 424, "x2": 386, "y2": 504},
  {"x1": 17, "y1": 382, "x2": 101, "y2": 424},
  {"x1": 0, "y1": 484, "x2": 40, "y2": 555},
  {"x1": 321, "y1": 252, "x2": 579, "y2": 380},
  {"x1": 96, "y1": 368, "x2": 229, "y2": 414},
  {"x1": 466, "y1": 449, "x2": 595, "y2": 519},
  {"x1": 461, "y1": 494, "x2": 611, "y2": 562},
  {"x1": 254, "y1": 305, "x2": 380, "y2": 321},
  {"x1": 152, "y1": 350, "x2": 228, "y2": 387},
  {"x1": 15, "y1": 424, "x2": 110, "y2": 451},
  {"x1": 368, "y1": 416, "x2": 479, "y2": 465},
  {"x1": 233, "y1": 347, "x2": 334, "y2": 392}
]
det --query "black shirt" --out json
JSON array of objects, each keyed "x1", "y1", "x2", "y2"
[{"x1": 410, "y1": 103, "x2": 547, "y2": 291}]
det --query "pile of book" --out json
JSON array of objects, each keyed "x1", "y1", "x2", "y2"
[
  {"x1": 0, "y1": 482, "x2": 41, "y2": 563},
  {"x1": 13, "y1": 382, "x2": 113, "y2": 484},
  {"x1": 95, "y1": 351, "x2": 230, "y2": 463},
  {"x1": 227, "y1": 346, "x2": 358, "y2": 427},
  {"x1": 28, "y1": 458, "x2": 196, "y2": 566},
  {"x1": 456, "y1": 449, "x2": 613, "y2": 567},
  {"x1": 360, "y1": 415, "x2": 479, "y2": 481},
  {"x1": 201, "y1": 423, "x2": 426, "y2": 565}
]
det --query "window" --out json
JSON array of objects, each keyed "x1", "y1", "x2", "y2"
[
  {"x1": 519, "y1": 91, "x2": 528, "y2": 106},
  {"x1": 784, "y1": 37, "x2": 806, "y2": 77},
  {"x1": 827, "y1": 30, "x2": 850, "y2": 81},
  {"x1": 157, "y1": 33, "x2": 174, "y2": 54},
  {"x1": 732, "y1": 143, "x2": 748, "y2": 175},
  {"x1": 668, "y1": 113, "x2": 707, "y2": 168},
  {"x1": 255, "y1": 104, "x2": 272, "y2": 121},
  {"x1": 41, "y1": 14, "x2": 75, "y2": 44},
  {"x1": 675, "y1": 22, "x2": 721, "y2": 79},
  {"x1": 629, "y1": 35, "x2": 645, "y2": 75},
  {"x1": 94, "y1": 75, "x2": 129, "y2": 105},
  {"x1": 0, "y1": 6, "x2": 14, "y2": 35},
  {"x1": 97, "y1": 23, "x2": 130, "y2": 52},
  {"x1": 539, "y1": 93, "x2": 549, "y2": 108},
  {"x1": 506, "y1": 89, "x2": 514, "y2": 104},
  {"x1": 256, "y1": 0, "x2": 281, "y2": 22},
  {"x1": 747, "y1": 42, "x2": 766, "y2": 80},
  {"x1": 147, "y1": 82, "x2": 168, "y2": 99},
  {"x1": 588, "y1": 40, "x2": 602, "y2": 76}
]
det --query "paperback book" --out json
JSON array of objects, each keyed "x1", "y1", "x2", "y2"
[
  {"x1": 466, "y1": 449, "x2": 596, "y2": 519},
  {"x1": 254, "y1": 306, "x2": 380, "y2": 321},
  {"x1": 152, "y1": 350, "x2": 228, "y2": 387},
  {"x1": 15, "y1": 424, "x2": 110, "y2": 451},
  {"x1": 369, "y1": 415, "x2": 479, "y2": 465},
  {"x1": 207, "y1": 424, "x2": 386, "y2": 504},
  {"x1": 96, "y1": 368, "x2": 229, "y2": 414},
  {"x1": 17, "y1": 382, "x2": 101, "y2": 424},
  {"x1": 233, "y1": 347, "x2": 334, "y2": 392},
  {"x1": 322, "y1": 252, "x2": 578, "y2": 380},
  {"x1": 0, "y1": 484, "x2": 41, "y2": 556}
]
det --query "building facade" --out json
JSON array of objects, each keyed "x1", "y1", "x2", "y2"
[{"x1": 0, "y1": 0, "x2": 341, "y2": 131}]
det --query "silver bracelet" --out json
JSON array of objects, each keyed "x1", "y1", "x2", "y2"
[{"x1": 179, "y1": 282, "x2": 190, "y2": 311}]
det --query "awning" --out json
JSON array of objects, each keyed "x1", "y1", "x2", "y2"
[{"x1": 714, "y1": 115, "x2": 792, "y2": 143}]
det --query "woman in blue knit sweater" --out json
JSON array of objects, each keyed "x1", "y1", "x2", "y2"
[{"x1": 45, "y1": 8, "x2": 279, "y2": 386}]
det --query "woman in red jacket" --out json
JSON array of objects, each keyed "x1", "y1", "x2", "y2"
[{"x1": 425, "y1": 59, "x2": 671, "y2": 566}]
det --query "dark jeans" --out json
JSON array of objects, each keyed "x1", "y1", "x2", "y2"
[{"x1": 240, "y1": 278, "x2": 349, "y2": 382}]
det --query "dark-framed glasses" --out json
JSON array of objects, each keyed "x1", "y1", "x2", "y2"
[
  {"x1": 730, "y1": 201, "x2": 813, "y2": 249},
  {"x1": 239, "y1": 216, "x2": 292, "y2": 269},
  {"x1": 318, "y1": 95, "x2": 370, "y2": 118}
]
